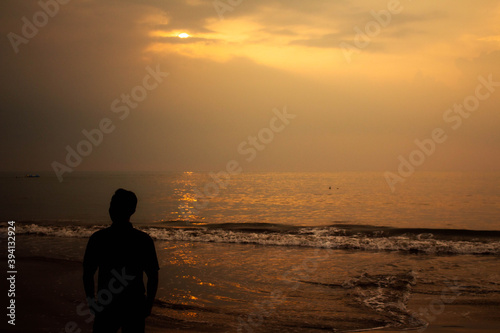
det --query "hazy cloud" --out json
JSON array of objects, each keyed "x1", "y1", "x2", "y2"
[{"x1": 1, "y1": 0, "x2": 499, "y2": 173}]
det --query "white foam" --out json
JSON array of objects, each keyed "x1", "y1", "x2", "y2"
[
  {"x1": 4, "y1": 224, "x2": 101, "y2": 238},
  {"x1": 3, "y1": 224, "x2": 500, "y2": 255},
  {"x1": 143, "y1": 227, "x2": 500, "y2": 255},
  {"x1": 343, "y1": 271, "x2": 427, "y2": 329}
]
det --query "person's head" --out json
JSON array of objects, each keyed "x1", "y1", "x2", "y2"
[{"x1": 109, "y1": 188, "x2": 137, "y2": 224}]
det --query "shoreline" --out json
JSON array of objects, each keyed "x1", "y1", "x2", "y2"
[{"x1": 2, "y1": 255, "x2": 499, "y2": 333}]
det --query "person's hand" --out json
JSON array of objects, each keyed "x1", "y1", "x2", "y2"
[
  {"x1": 86, "y1": 297, "x2": 100, "y2": 316},
  {"x1": 144, "y1": 302, "x2": 153, "y2": 317}
]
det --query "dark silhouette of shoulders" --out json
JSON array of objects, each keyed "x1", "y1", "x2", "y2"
[
  {"x1": 83, "y1": 189, "x2": 159, "y2": 333},
  {"x1": 85, "y1": 222, "x2": 159, "y2": 278}
]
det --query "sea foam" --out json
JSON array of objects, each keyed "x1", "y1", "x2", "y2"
[{"x1": 3, "y1": 222, "x2": 500, "y2": 256}]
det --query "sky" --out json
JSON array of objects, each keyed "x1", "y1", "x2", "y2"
[{"x1": 1, "y1": 0, "x2": 500, "y2": 175}]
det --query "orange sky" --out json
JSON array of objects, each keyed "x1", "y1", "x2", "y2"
[{"x1": 1, "y1": 0, "x2": 500, "y2": 173}]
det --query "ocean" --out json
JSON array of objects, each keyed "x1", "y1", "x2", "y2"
[{"x1": 1, "y1": 171, "x2": 500, "y2": 332}]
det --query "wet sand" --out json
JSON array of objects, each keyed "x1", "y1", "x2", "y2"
[
  {"x1": 397, "y1": 294, "x2": 500, "y2": 333},
  {"x1": 0, "y1": 257, "x2": 227, "y2": 333},
  {"x1": 1, "y1": 256, "x2": 499, "y2": 333}
]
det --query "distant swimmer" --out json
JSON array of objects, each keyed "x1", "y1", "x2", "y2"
[{"x1": 329, "y1": 186, "x2": 331, "y2": 190}]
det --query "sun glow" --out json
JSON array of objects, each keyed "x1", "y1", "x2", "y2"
[{"x1": 178, "y1": 33, "x2": 190, "y2": 38}]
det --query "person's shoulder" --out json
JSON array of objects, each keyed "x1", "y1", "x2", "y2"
[
  {"x1": 131, "y1": 227, "x2": 154, "y2": 241},
  {"x1": 89, "y1": 227, "x2": 112, "y2": 239}
]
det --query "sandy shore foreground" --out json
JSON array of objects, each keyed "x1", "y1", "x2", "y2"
[
  {"x1": 1, "y1": 257, "x2": 222, "y2": 333},
  {"x1": 1, "y1": 257, "x2": 499, "y2": 333}
]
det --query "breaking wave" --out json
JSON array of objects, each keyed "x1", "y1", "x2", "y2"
[{"x1": 3, "y1": 221, "x2": 500, "y2": 255}]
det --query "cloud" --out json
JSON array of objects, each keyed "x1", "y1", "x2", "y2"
[
  {"x1": 289, "y1": 33, "x2": 345, "y2": 49},
  {"x1": 456, "y1": 50, "x2": 500, "y2": 78},
  {"x1": 152, "y1": 36, "x2": 218, "y2": 44},
  {"x1": 1, "y1": 0, "x2": 500, "y2": 173}
]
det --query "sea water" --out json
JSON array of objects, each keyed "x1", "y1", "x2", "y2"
[
  {"x1": 1, "y1": 171, "x2": 500, "y2": 331},
  {"x1": 2, "y1": 171, "x2": 500, "y2": 229}
]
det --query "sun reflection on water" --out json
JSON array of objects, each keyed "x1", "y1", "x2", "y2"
[{"x1": 171, "y1": 172, "x2": 203, "y2": 222}]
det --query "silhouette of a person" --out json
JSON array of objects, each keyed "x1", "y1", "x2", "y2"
[{"x1": 83, "y1": 189, "x2": 159, "y2": 333}]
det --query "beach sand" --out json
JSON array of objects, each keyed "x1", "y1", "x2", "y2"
[
  {"x1": 1, "y1": 256, "x2": 499, "y2": 333},
  {"x1": 393, "y1": 293, "x2": 500, "y2": 333},
  {"x1": 1, "y1": 257, "x2": 225, "y2": 333}
]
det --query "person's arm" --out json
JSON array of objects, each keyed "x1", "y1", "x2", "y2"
[
  {"x1": 83, "y1": 235, "x2": 99, "y2": 313},
  {"x1": 144, "y1": 269, "x2": 158, "y2": 317},
  {"x1": 83, "y1": 266, "x2": 97, "y2": 300}
]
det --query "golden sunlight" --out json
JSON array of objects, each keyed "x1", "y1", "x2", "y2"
[{"x1": 178, "y1": 33, "x2": 190, "y2": 38}]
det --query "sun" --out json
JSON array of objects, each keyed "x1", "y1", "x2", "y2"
[{"x1": 178, "y1": 33, "x2": 190, "y2": 38}]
